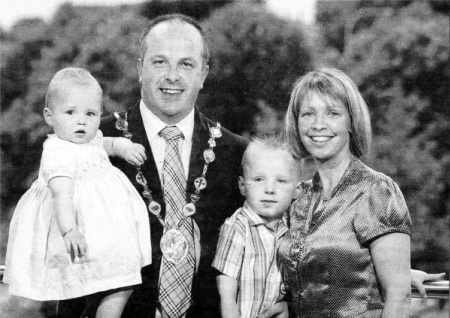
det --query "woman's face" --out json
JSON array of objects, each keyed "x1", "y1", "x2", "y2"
[{"x1": 298, "y1": 92, "x2": 352, "y2": 163}]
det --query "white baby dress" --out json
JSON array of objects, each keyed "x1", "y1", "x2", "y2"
[{"x1": 4, "y1": 131, "x2": 151, "y2": 300}]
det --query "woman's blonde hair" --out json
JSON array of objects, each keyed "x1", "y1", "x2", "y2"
[{"x1": 284, "y1": 68, "x2": 372, "y2": 159}]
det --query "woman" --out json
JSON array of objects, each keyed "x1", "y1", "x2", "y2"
[{"x1": 280, "y1": 68, "x2": 411, "y2": 318}]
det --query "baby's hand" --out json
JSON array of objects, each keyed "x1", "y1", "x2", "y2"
[
  {"x1": 122, "y1": 143, "x2": 147, "y2": 166},
  {"x1": 114, "y1": 138, "x2": 147, "y2": 166},
  {"x1": 411, "y1": 269, "x2": 446, "y2": 298},
  {"x1": 63, "y1": 228, "x2": 87, "y2": 258}
]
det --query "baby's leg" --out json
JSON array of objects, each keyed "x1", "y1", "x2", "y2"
[{"x1": 95, "y1": 288, "x2": 133, "y2": 318}]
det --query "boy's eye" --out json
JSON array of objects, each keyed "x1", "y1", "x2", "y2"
[
  {"x1": 87, "y1": 112, "x2": 96, "y2": 116},
  {"x1": 278, "y1": 179, "x2": 287, "y2": 184},
  {"x1": 254, "y1": 177, "x2": 264, "y2": 182}
]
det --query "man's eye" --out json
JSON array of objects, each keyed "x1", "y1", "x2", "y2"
[
  {"x1": 154, "y1": 60, "x2": 165, "y2": 66},
  {"x1": 181, "y1": 62, "x2": 193, "y2": 69}
]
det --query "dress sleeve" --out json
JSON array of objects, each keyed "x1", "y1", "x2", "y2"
[
  {"x1": 212, "y1": 218, "x2": 245, "y2": 280},
  {"x1": 40, "y1": 137, "x2": 77, "y2": 183},
  {"x1": 354, "y1": 178, "x2": 412, "y2": 245}
]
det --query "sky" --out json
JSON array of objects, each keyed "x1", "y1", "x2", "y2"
[{"x1": 0, "y1": 0, "x2": 316, "y2": 31}]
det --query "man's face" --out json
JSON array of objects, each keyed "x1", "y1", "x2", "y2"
[{"x1": 138, "y1": 20, "x2": 209, "y2": 124}]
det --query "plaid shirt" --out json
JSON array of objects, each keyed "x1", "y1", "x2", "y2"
[{"x1": 212, "y1": 202, "x2": 288, "y2": 318}]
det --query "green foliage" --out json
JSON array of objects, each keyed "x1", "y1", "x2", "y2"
[
  {"x1": 335, "y1": 2, "x2": 449, "y2": 272},
  {"x1": 201, "y1": 3, "x2": 313, "y2": 135}
]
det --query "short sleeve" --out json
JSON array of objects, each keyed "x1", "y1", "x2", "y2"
[
  {"x1": 354, "y1": 178, "x2": 412, "y2": 245},
  {"x1": 40, "y1": 137, "x2": 77, "y2": 183},
  {"x1": 212, "y1": 219, "x2": 245, "y2": 280}
]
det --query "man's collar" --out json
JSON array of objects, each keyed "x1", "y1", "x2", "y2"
[{"x1": 139, "y1": 100, "x2": 194, "y2": 142}]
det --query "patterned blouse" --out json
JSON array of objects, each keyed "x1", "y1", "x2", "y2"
[{"x1": 279, "y1": 157, "x2": 411, "y2": 318}]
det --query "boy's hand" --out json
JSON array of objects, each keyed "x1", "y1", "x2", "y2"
[
  {"x1": 122, "y1": 143, "x2": 147, "y2": 166},
  {"x1": 63, "y1": 228, "x2": 87, "y2": 258},
  {"x1": 411, "y1": 269, "x2": 446, "y2": 298},
  {"x1": 257, "y1": 301, "x2": 288, "y2": 318}
]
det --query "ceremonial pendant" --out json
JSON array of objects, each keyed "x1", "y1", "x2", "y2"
[
  {"x1": 160, "y1": 229, "x2": 189, "y2": 264},
  {"x1": 183, "y1": 203, "x2": 196, "y2": 217},
  {"x1": 148, "y1": 200, "x2": 162, "y2": 216},
  {"x1": 115, "y1": 118, "x2": 128, "y2": 131}
]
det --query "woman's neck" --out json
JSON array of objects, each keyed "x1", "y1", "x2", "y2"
[{"x1": 315, "y1": 153, "x2": 352, "y2": 199}]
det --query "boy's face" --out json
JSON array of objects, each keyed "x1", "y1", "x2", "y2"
[
  {"x1": 44, "y1": 84, "x2": 102, "y2": 144},
  {"x1": 239, "y1": 148, "x2": 301, "y2": 224}
]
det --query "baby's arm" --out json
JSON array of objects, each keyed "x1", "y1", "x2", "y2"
[
  {"x1": 48, "y1": 176, "x2": 87, "y2": 258},
  {"x1": 216, "y1": 274, "x2": 240, "y2": 318},
  {"x1": 103, "y1": 137, "x2": 147, "y2": 166}
]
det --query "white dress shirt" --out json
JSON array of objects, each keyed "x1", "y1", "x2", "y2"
[
  {"x1": 139, "y1": 101, "x2": 194, "y2": 181},
  {"x1": 139, "y1": 102, "x2": 201, "y2": 317}
]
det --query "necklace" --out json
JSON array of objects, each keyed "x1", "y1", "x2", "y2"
[{"x1": 113, "y1": 111, "x2": 222, "y2": 263}]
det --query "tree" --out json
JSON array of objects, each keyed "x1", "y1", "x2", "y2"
[
  {"x1": 338, "y1": 2, "x2": 449, "y2": 272},
  {"x1": 201, "y1": 3, "x2": 313, "y2": 135}
]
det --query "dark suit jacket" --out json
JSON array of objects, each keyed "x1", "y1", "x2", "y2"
[{"x1": 100, "y1": 104, "x2": 248, "y2": 317}]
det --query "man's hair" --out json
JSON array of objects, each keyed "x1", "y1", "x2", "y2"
[
  {"x1": 45, "y1": 67, "x2": 102, "y2": 109},
  {"x1": 241, "y1": 133, "x2": 299, "y2": 175},
  {"x1": 139, "y1": 13, "x2": 210, "y2": 66},
  {"x1": 284, "y1": 68, "x2": 372, "y2": 159}
]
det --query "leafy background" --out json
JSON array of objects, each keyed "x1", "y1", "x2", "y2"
[{"x1": 1, "y1": 0, "x2": 448, "y2": 316}]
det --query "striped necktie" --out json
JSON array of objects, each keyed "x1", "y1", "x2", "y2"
[{"x1": 158, "y1": 126, "x2": 195, "y2": 317}]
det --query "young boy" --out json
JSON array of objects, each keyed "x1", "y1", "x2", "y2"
[{"x1": 213, "y1": 134, "x2": 301, "y2": 318}]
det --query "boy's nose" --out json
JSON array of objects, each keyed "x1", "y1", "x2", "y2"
[
  {"x1": 77, "y1": 115, "x2": 86, "y2": 125},
  {"x1": 264, "y1": 181, "x2": 276, "y2": 194}
]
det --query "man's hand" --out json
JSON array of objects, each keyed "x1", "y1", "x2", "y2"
[{"x1": 411, "y1": 269, "x2": 446, "y2": 298}]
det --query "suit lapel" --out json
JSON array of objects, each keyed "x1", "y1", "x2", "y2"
[
  {"x1": 187, "y1": 110, "x2": 211, "y2": 195},
  {"x1": 127, "y1": 104, "x2": 164, "y2": 203}
]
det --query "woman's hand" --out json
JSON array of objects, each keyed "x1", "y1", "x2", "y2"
[
  {"x1": 411, "y1": 269, "x2": 446, "y2": 298},
  {"x1": 63, "y1": 228, "x2": 87, "y2": 258},
  {"x1": 257, "y1": 301, "x2": 289, "y2": 318}
]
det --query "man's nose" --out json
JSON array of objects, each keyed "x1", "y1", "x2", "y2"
[{"x1": 165, "y1": 65, "x2": 180, "y2": 83}]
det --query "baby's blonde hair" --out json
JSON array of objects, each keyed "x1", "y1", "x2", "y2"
[{"x1": 45, "y1": 67, "x2": 102, "y2": 109}]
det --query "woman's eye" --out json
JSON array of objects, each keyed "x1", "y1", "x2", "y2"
[{"x1": 301, "y1": 112, "x2": 313, "y2": 117}]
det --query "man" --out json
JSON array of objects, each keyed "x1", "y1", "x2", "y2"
[{"x1": 101, "y1": 14, "x2": 247, "y2": 318}]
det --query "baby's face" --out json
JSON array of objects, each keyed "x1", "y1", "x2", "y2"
[
  {"x1": 44, "y1": 84, "x2": 102, "y2": 144},
  {"x1": 239, "y1": 149, "x2": 301, "y2": 224}
]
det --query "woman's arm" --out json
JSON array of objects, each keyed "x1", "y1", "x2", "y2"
[
  {"x1": 48, "y1": 176, "x2": 87, "y2": 258},
  {"x1": 370, "y1": 232, "x2": 411, "y2": 318},
  {"x1": 216, "y1": 274, "x2": 240, "y2": 318},
  {"x1": 103, "y1": 137, "x2": 146, "y2": 166}
]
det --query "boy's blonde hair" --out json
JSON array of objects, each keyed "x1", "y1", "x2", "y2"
[
  {"x1": 284, "y1": 68, "x2": 372, "y2": 159},
  {"x1": 45, "y1": 67, "x2": 102, "y2": 109},
  {"x1": 241, "y1": 133, "x2": 300, "y2": 176}
]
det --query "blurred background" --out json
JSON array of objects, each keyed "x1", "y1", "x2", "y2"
[{"x1": 0, "y1": 0, "x2": 449, "y2": 317}]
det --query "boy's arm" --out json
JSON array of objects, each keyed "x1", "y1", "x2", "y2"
[
  {"x1": 48, "y1": 176, "x2": 87, "y2": 258},
  {"x1": 217, "y1": 274, "x2": 240, "y2": 318},
  {"x1": 103, "y1": 137, "x2": 146, "y2": 166}
]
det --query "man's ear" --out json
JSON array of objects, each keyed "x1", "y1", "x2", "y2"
[
  {"x1": 43, "y1": 107, "x2": 53, "y2": 127},
  {"x1": 199, "y1": 64, "x2": 209, "y2": 89},
  {"x1": 292, "y1": 181, "x2": 302, "y2": 200},
  {"x1": 137, "y1": 58, "x2": 143, "y2": 84},
  {"x1": 238, "y1": 176, "x2": 246, "y2": 197}
]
